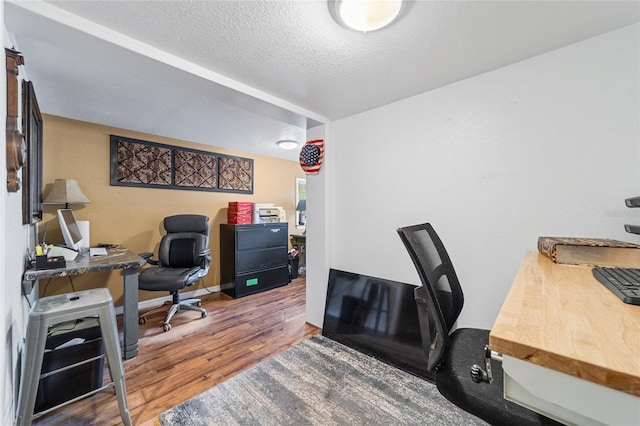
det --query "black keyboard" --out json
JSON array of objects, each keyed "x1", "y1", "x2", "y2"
[{"x1": 592, "y1": 267, "x2": 640, "y2": 305}]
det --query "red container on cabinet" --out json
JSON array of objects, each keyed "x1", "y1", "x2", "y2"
[{"x1": 228, "y1": 202, "x2": 253, "y2": 224}]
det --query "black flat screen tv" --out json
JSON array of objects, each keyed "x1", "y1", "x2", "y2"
[{"x1": 322, "y1": 269, "x2": 433, "y2": 382}]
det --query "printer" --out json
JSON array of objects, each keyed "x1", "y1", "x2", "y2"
[{"x1": 253, "y1": 203, "x2": 286, "y2": 224}]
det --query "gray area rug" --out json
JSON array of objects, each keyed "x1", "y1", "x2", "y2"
[{"x1": 160, "y1": 334, "x2": 487, "y2": 425}]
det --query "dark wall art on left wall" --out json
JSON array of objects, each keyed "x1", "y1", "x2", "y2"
[
  {"x1": 5, "y1": 48, "x2": 43, "y2": 223},
  {"x1": 22, "y1": 80, "x2": 44, "y2": 224}
]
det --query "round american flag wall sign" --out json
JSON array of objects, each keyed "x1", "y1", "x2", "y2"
[{"x1": 299, "y1": 139, "x2": 324, "y2": 175}]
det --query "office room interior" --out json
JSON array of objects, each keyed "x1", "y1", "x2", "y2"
[{"x1": 2, "y1": 1, "x2": 639, "y2": 425}]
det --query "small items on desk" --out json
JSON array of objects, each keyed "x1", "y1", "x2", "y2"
[
  {"x1": 537, "y1": 236, "x2": 640, "y2": 267},
  {"x1": 35, "y1": 244, "x2": 48, "y2": 257},
  {"x1": 35, "y1": 256, "x2": 65, "y2": 270},
  {"x1": 591, "y1": 266, "x2": 640, "y2": 305},
  {"x1": 47, "y1": 245, "x2": 79, "y2": 261},
  {"x1": 89, "y1": 247, "x2": 108, "y2": 256},
  {"x1": 96, "y1": 243, "x2": 118, "y2": 249}
]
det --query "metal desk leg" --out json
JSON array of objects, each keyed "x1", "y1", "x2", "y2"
[{"x1": 122, "y1": 267, "x2": 139, "y2": 359}]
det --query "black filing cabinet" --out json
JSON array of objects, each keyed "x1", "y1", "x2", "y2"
[{"x1": 220, "y1": 223, "x2": 290, "y2": 298}]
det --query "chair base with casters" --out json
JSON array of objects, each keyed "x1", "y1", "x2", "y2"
[
  {"x1": 138, "y1": 290, "x2": 207, "y2": 332},
  {"x1": 436, "y1": 327, "x2": 561, "y2": 426},
  {"x1": 138, "y1": 214, "x2": 212, "y2": 332}
]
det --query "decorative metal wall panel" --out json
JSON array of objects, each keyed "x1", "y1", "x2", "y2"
[
  {"x1": 114, "y1": 138, "x2": 172, "y2": 186},
  {"x1": 218, "y1": 156, "x2": 253, "y2": 192},
  {"x1": 110, "y1": 135, "x2": 253, "y2": 193},
  {"x1": 174, "y1": 149, "x2": 217, "y2": 188}
]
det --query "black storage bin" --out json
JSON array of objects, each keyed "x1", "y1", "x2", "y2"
[
  {"x1": 34, "y1": 319, "x2": 104, "y2": 413},
  {"x1": 289, "y1": 254, "x2": 300, "y2": 279}
]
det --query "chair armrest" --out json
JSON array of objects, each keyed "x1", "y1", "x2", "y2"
[
  {"x1": 199, "y1": 248, "x2": 212, "y2": 269},
  {"x1": 199, "y1": 248, "x2": 212, "y2": 261},
  {"x1": 139, "y1": 252, "x2": 159, "y2": 265}
]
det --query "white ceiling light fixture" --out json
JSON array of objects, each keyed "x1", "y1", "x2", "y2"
[
  {"x1": 277, "y1": 140, "x2": 299, "y2": 150},
  {"x1": 330, "y1": 0, "x2": 404, "y2": 33}
]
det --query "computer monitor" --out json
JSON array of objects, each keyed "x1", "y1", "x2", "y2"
[
  {"x1": 322, "y1": 269, "x2": 433, "y2": 381},
  {"x1": 57, "y1": 209, "x2": 83, "y2": 251}
]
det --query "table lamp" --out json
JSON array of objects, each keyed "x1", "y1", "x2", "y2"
[
  {"x1": 43, "y1": 179, "x2": 91, "y2": 209},
  {"x1": 296, "y1": 199, "x2": 306, "y2": 226},
  {"x1": 43, "y1": 179, "x2": 91, "y2": 247}
]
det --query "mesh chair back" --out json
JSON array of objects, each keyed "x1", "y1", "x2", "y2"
[{"x1": 397, "y1": 223, "x2": 465, "y2": 371}]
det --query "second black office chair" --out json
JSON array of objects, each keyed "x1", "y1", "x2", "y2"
[
  {"x1": 397, "y1": 223, "x2": 561, "y2": 426},
  {"x1": 139, "y1": 214, "x2": 211, "y2": 332}
]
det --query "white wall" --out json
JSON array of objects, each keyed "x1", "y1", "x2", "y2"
[
  {"x1": 305, "y1": 124, "x2": 330, "y2": 327},
  {"x1": 2, "y1": 11, "x2": 34, "y2": 423},
  {"x1": 1, "y1": 6, "x2": 7, "y2": 422},
  {"x1": 320, "y1": 24, "x2": 640, "y2": 330}
]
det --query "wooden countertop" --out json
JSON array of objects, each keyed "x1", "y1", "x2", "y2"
[{"x1": 489, "y1": 251, "x2": 640, "y2": 397}]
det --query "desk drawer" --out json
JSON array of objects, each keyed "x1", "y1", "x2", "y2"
[
  {"x1": 231, "y1": 266, "x2": 289, "y2": 298},
  {"x1": 236, "y1": 247, "x2": 287, "y2": 273},
  {"x1": 236, "y1": 223, "x2": 287, "y2": 250}
]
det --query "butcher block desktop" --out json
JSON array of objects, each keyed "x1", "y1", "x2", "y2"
[{"x1": 490, "y1": 252, "x2": 640, "y2": 425}]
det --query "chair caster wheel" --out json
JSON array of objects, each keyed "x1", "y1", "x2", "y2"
[
  {"x1": 163, "y1": 323, "x2": 171, "y2": 332},
  {"x1": 139, "y1": 317, "x2": 146, "y2": 325},
  {"x1": 197, "y1": 301, "x2": 202, "y2": 307},
  {"x1": 201, "y1": 311, "x2": 207, "y2": 318}
]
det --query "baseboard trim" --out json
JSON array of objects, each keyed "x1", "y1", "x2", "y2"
[{"x1": 114, "y1": 285, "x2": 221, "y2": 316}]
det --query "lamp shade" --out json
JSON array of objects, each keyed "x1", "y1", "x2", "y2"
[
  {"x1": 43, "y1": 179, "x2": 91, "y2": 207},
  {"x1": 296, "y1": 199, "x2": 306, "y2": 212}
]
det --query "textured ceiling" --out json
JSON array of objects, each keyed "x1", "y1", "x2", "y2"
[{"x1": 5, "y1": 0, "x2": 640, "y2": 161}]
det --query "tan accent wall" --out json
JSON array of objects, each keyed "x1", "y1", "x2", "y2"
[{"x1": 40, "y1": 114, "x2": 305, "y2": 307}]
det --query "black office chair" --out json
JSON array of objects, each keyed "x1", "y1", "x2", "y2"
[
  {"x1": 138, "y1": 214, "x2": 211, "y2": 332},
  {"x1": 397, "y1": 223, "x2": 561, "y2": 426}
]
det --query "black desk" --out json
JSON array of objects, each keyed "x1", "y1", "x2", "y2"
[{"x1": 23, "y1": 247, "x2": 146, "y2": 359}]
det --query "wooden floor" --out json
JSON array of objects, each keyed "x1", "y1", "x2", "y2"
[{"x1": 33, "y1": 277, "x2": 319, "y2": 425}]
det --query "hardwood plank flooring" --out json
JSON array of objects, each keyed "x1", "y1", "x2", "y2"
[{"x1": 33, "y1": 277, "x2": 319, "y2": 425}]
